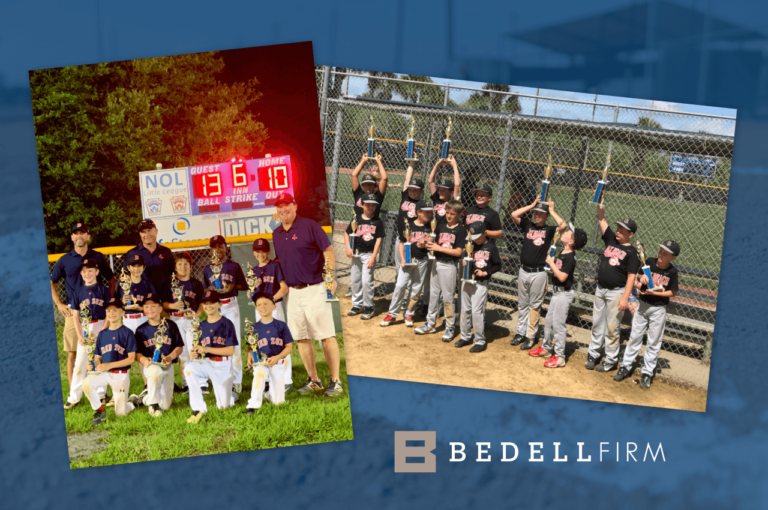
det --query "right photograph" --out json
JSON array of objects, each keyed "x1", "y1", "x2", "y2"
[{"x1": 317, "y1": 66, "x2": 734, "y2": 412}]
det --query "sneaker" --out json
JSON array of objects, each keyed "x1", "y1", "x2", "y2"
[
  {"x1": 92, "y1": 409, "x2": 106, "y2": 427},
  {"x1": 173, "y1": 384, "x2": 185, "y2": 394},
  {"x1": 285, "y1": 384, "x2": 294, "y2": 393},
  {"x1": 138, "y1": 388, "x2": 148, "y2": 403},
  {"x1": 520, "y1": 337, "x2": 535, "y2": 350},
  {"x1": 585, "y1": 355, "x2": 599, "y2": 370},
  {"x1": 187, "y1": 411, "x2": 204, "y2": 424},
  {"x1": 544, "y1": 356, "x2": 566, "y2": 368},
  {"x1": 614, "y1": 365, "x2": 632, "y2": 382},
  {"x1": 640, "y1": 374, "x2": 653, "y2": 389},
  {"x1": 149, "y1": 404, "x2": 163, "y2": 417},
  {"x1": 596, "y1": 361, "x2": 617, "y2": 373},
  {"x1": 404, "y1": 314, "x2": 414, "y2": 327},
  {"x1": 246, "y1": 408, "x2": 256, "y2": 416},
  {"x1": 455, "y1": 338, "x2": 472, "y2": 348},
  {"x1": 324, "y1": 379, "x2": 343, "y2": 397},
  {"x1": 414, "y1": 324, "x2": 436, "y2": 335},
  {"x1": 347, "y1": 307, "x2": 362, "y2": 317},
  {"x1": 528, "y1": 346, "x2": 549, "y2": 357},
  {"x1": 297, "y1": 378, "x2": 324, "y2": 395},
  {"x1": 100, "y1": 396, "x2": 106, "y2": 406},
  {"x1": 202, "y1": 387, "x2": 210, "y2": 395},
  {"x1": 510, "y1": 333, "x2": 524, "y2": 346},
  {"x1": 441, "y1": 328, "x2": 455, "y2": 342},
  {"x1": 361, "y1": 308, "x2": 374, "y2": 320},
  {"x1": 63, "y1": 400, "x2": 78, "y2": 410},
  {"x1": 233, "y1": 383, "x2": 242, "y2": 394},
  {"x1": 469, "y1": 343, "x2": 487, "y2": 353},
  {"x1": 127, "y1": 395, "x2": 140, "y2": 407},
  {"x1": 344, "y1": 288, "x2": 352, "y2": 297},
  {"x1": 380, "y1": 314, "x2": 395, "y2": 327}
]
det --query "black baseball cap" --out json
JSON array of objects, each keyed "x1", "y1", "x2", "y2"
[
  {"x1": 71, "y1": 221, "x2": 89, "y2": 234},
  {"x1": 416, "y1": 200, "x2": 433, "y2": 211},
  {"x1": 200, "y1": 290, "x2": 220, "y2": 304},
  {"x1": 252, "y1": 238, "x2": 271, "y2": 252},
  {"x1": 467, "y1": 222, "x2": 487, "y2": 240},
  {"x1": 251, "y1": 291, "x2": 275, "y2": 304},
  {"x1": 659, "y1": 240, "x2": 680, "y2": 256},
  {"x1": 127, "y1": 254, "x2": 145, "y2": 266},
  {"x1": 274, "y1": 193, "x2": 296, "y2": 205},
  {"x1": 80, "y1": 258, "x2": 99, "y2": 269},
  {"x1": 142, "y1": 295, "x2": 162, "y2": 306},
  {"x1": 360, "y1": 174, "x2": 377, "y2": 185},
  {"x1": 408, "y1": 179, "x2": 425, "y2": 190},
  {"x1": 473, "y1": 183, "x2": 493, "y2": 196},
  {"x1": 533, "y1": 203, "x2": 550, "y2": 214},
  {"x1": 138, "y1": 219, "x2": 156, "y2": 231},
  {"x1": 105, "y1": 297, "x2": 123, "y2": 310},
  {"x1": 616, "y1": 218, "x2": 638, "y2": 233},
  {"x1": 569, "y1": 223, "x2": 589, "y2": 250},
  {"x1": 437, "y1": 179, "x2": 454, "y2": 190},
  {"x1": 362, "y1": 193, "x2": 380, "y2": 204},
  {"x1": 209, "y1": 235, "x2": 227, "y2": 247}
]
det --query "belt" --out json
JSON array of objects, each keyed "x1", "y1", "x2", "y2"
[
  {"x1": 521, "y1": 264, "x2": 546, "y2": 273},
  {"x1": 221, "y1": 298, "x2": 233, "y2": 304},
  {"x1": 110, "y1": 369, "x2": 128, "y2": 374},
  {"x1": 208, "y1": 356, "x2": 230, "y2": 362},
  {"x1": 289, "y1": 282, "x2": 321, "y2": 290},
  {"x1": 553, "y1": 285, "x2": 572, "y2": 292},
  {"x1": 89, "y1": 319, "x2": 100, "y2": 324},
  {"x1": 599, "y1": 284, "x2": 622, "y2": 291},
  {"x1": 125, "y1": 313, "x2": 144, "y2": 319}
]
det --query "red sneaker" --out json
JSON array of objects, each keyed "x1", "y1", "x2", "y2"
[
  {"x1": 380, "y1": 314, "x2": 395, "y2": 327},
  {"x1": 544, "y1": 356, "x2": 565, "y2": 368},
  {"x1": 528, "y1": 346, "x2": 549, "y2": 357}
]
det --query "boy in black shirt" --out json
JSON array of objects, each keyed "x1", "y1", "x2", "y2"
[
  {"x1": 394, "y1": 161, "x2": 424, "y2": 273},
  {"x1": 510, "y1": 197, "x2": 567, "y2": 350},
  {"x1": 345, "y1": 193, "x2": 385, "y2": 320},
  {"x1": 455, "y1": 222, "x2": 502, "y2": 353},
  {"x1": 428, "y1": 156, "x2": 461, "y2": 227},
  {"x1": 464, "y1": 183, "x2": 503, "y2": 243},
  {"x1": 529, "y1": 224, "x2": 588, "y2": 367},
  {"x1": 586, "y1": 205, "x2": 640, "y2": 372},
  {"x1": 351, "y1": 153, "x2": 389, "y2": 221},
  {"x1": 614, "y1": 240, "x2": 680, "y2": 389}
]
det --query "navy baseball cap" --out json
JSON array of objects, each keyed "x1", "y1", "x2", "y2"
[
  {"x1": 274, "y1": 193, "x2": 296, "y2": 205},
  {"x1": 138, "y1": 219, "x2": 156, "y2": 231},
  {"x1": 467, "y1": 222, "x2": 487, "y2": 240},
  {"x1": 437, "y1": 179, "x2": 454, "y2": 190},
  {"x1": 473, "y1": 183, "x2": 493, "y2": 196},
  {"x1": 408, "y1": 179, "x2": 425, "y2": 190},
  {"x1": 71, "y1": 221, "x2": 89, "y2": 234},
  {"x1": 105, "y1": 297, "x2": 123, "y2": 310},
  {"x1": 80, "y1": 258, "x2": 99, "y2": 269},
  {"x1": 252, "y1": 238, "x2": 270, "y2": 252},
  {"x1": 200, "y1": 290, "x2": 220, "y2": 304},
  {"x1": 209, "y1": 235, "x2": 227, "y2": 247},
  {"x1": 174, "y1": 251, "x2": 193, "y2": 265},
  {"x1": 360, "y1": 174, "x2": 377, "y2": 185},
  {"x1": 416, "y1": 200, "x2": 433, "y2": 211},
  {"x1": 251, "y1": 291, "x2": 275, "y2": 304},
  {"x1": 569, "y1": 223, "x2": 589, "y2": 250},
  {"x1": 659, "y1": 240, "x2": 680, "y2": 256},
  {"x1": 616, "y1": 218, "x2": 638, "y2": 233},
  {"x1": 142, "y1": 294, "x2": 162, "y2": 306},
  {"x1": 127, "y1": 254, "x2": 145, "y2": 266},
  {"x1": 362, "y1": 193, "x2": 379, "y2": 204}
]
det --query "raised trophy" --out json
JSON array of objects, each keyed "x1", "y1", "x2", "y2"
[
  {"x1": 441, "y1": 116, "x2": 452, "y2": 160},
  {"x1": 189, "y1": 316, "x2": 204, "y2": 363},
  {"x1": 170, "y1": 272, "x2": 189, "y2": 313},
  {"x1": 405, "y1": 115, "x2": 418, "y2": 162},
  {"x1": 462, "y1": 229, "x2": 475, "y2": 283},
  {"x1": 151, "y1": 318, "x2": 169, "y2": 366},
  {"x1": 119, "y1": 268, "x2": 132, "y2": 307},
  {"x1": 349, "y1": 216, "x2": 359, "y2": 258},
  {"x1": 245, "y1": 319, "x2": 266, "y2": 366},
  {"x1": 246, "y1": 262, "x2": 257, "y2": 306},
  {"x1": 211, "y1": 249, "x2": 222, "y2": 290},
  {"x1": 80, "y1": 306, "x2": 99, "y2": 375},
  {"x1": 592, "y1": 155, "x2": 611, "y2": 205},
  {"x1": 540, "y1": 154, "x2": 553, "y2": 204},
  {"x1": 544, "y1": 230, "x2": 562, "y2": 273},
  {"x1": 428, "y1": 217, "x2": 438, "y2": 260},
  {"x1": 636, "y1": 242, "x2": 655, "y2": 291},
  {"x1": 324, "y1": 259, "x2": 338, "y2": 302},
  {"x1": 367, "y1": 115, "x2": 376, "y2": 161},
  {"x1": 402, "y1": 222, "x2": 416, "y2": 267}
]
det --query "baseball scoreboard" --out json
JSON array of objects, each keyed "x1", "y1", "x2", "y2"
[{"x1": 139, "y1": 155, "x2": 294, "y2": 243}]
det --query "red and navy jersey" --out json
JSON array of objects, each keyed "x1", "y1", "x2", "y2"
[
  {"x1": 638, "y1": 257, "x2": 679, "y2": 306},
  {"x1": 199, "y1": 316, "x2": 239, "y2": 357},
  {"x1": 135, "y1": 319, "x2": 185, "y2": 363},
  {"x1": 203, "y1": 260, "x2": 247, "y2": 299},
  {"x1": 353, "y1": 186, "x2": 385, "y2": 220},
  {"x1": 50, "y1": 248, "x2": 114, "y2": 308},
  {"x1": 434, "y1": 224, "x2": 467, "y2": 263},
  {"x1": 469, "y1": 242, "x2": 502, "y2": 282},
  {"x1": 73, "y1": 283, "x2": 112, "y2": 321},
  {"x1": 401, "y1": 220, "x2": 433, "y2": 260},
  {"x1": 162, "y1": 277, "x2": 205, "y2": 311},
  {"x1": 115, "y1": 278, "x2": 157, "y2": 307},
  {"x1": 346, "y1": 217, "x2": 385, "y2": 253},
  {"x1": 251, "y1": 319, "x2": 294, "y2": 358},
  {"x1": 597, "y1": 227, "x2": 640, "y2": 289},
  {"x1": 124, "y1": 243, "x2": 175, "y2": 292},
  {"x1": 519, "y1": 217, "x2": 557, "y2": 268},
  {"x1": 95, "y1": 325, "x2": 136, "y2": 368},
  {"x1": 250, "y1": 261, "x2": 285, "y2": 302}
]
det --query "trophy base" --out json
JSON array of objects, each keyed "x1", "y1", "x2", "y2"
[
  {"x1": 403, "y1": 263, "x2": 417, "y2": 267},
  {"x1": 87, "y1": 370, "x2": 100, "y2": 376},
  {"x1": 428, "y1": 255, "x2": 436, "y2": 260},
  {"x1": 405, "y1": 157, "x2": 419, "y2": 162},
  {"x1": 326, "y1": 297, "x2": 340, "y2": 303},
  {"x1": 150, "y1": 361, "x2": 169, "y2": 367},
  {"x1": 350, "y1": 254, "x2": 361, "y2": 259},
  {"x1": 461, "y1": 279, "x2": 477, "y2": 284},
  {"x1": 190, "y1": 358, "x2": 205, "y2": 364}
]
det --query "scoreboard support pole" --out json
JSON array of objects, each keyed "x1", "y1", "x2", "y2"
[{"x1": 329, "y1": 104, "x2": 346, "y2": 224}]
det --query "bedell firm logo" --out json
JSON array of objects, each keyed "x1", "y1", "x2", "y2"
[{"x1": 394, "y1": 432, "x2": 666, "y2": 473}]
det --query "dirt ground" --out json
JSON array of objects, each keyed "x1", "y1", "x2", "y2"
[{"x1": 341, "y1": 295, "x2": 707, "y2": 412}]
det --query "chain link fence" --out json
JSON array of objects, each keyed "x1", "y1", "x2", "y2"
[{"x1": 317, "y1": 66, "x2": 734, "y2": 390}]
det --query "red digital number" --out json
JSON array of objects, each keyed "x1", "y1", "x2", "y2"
[
  {"x1": 194, "y1": 172, "x2": 223, "y2": 197},
  {"x1": 232, "y1": 163, "x2": 247, "y2": 187}
]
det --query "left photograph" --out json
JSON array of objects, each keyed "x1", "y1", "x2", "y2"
[{"x1": 31, "y1": 42, "x2": 353, "y2": 469}]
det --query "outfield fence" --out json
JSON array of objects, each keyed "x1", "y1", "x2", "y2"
[{"x1": 317, "y1": 66, "x2": 734, "y2": 390}]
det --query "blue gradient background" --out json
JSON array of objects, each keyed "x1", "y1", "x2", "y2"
[{"x1": 1, "y1": 1, "x2": 766, "y2": 508}]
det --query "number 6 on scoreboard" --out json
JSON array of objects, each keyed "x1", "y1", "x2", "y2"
[{"x1": 232, "y1": 162, "x2": 248, "y2": 187}]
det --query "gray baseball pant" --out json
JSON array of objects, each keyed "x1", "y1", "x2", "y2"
[
  {"x1": 542, "y1": 287, "x2": 575, "y2": 359},
  {"x1": 387, "y1": 258, "x2": 430, "y2": 316},
  {"x1": 350, "y1": 252, "x2": 375, "y2": 309},
  {"x1": 460, "y1": 280, "x2": 489, "y2": 345},
  {"x1": 588, "y1": 286, "x2": 625, "y2": 366},
  {"x1": 621, "y1": 301, "x2": 667, "y2": 376},
  {"x1": 426, "y1": 261, "x2": 458, "y2": 328},
  {"x1": 517, "y1": 268, "x2": 548, "y2": 338}
]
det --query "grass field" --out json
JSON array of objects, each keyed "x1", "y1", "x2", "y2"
[{"x1": 58, "y1": 306, "x2": 353, "y2": 468}]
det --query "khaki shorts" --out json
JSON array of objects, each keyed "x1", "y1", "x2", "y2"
[
  {"x1": 63, "y1": 312, "x2": 79, "y2": 352},
  {"x1": 286, "y1": 283, "x2": 336, "y2": 341}
]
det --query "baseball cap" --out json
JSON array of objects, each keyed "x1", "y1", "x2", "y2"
[
  {"x1": 105, "y1": 297, "x2": 123, "y2": 310},
  {"x1": 362, "y1": 193, "x2": 380, "y2": 204},
  {"x1": 569, "y1": 223, "x2": 589, "y2": 250},
  {"x1": 251, "y1": 291, "x2": 275, "y2": 305},
  {"x1": 473, "y1": 183, "x2": 493, "y2": 196},
  {"x1": 467, "y1": 222, "x2": 487, "y2": 240},
  {"x1": 616, "y1": 218, "x2": 638, "y2": 233},
  {"x1": 252, "y1": 238, "x2": 271, "y2": 252},
  {"x1": 71, "y1": 221, "x2": 89, "y2": 234},
  {"x1": 274, "y1": 193, "x2": 296, "y2": 205},
  {"x1": 209, "y1": 235, "x2": 227, "y2": 247},
  {"x1": 200, "y1": 290, "x2": 220, "y2": 304},
  {"x1": 408, "y1": 179, "x2": 425, "y2": 190},
  {"x1": 174, "y1": 251, "x2": 193, "y2": 265},
  {"x1": 80, "y1": 258, "x2": 99, "y2": 269},
  {"x1": 437, "y1": 179, "x2": 454, "y2": 190},
  {"x1": 138, "y1": 219, "x2": 156, "y2": 231},
  {"x1": 126, "y1": 254, "x2": 145, "y2": 266},
  {"x1": 659, "y1": 240, "x2": 680, "y2": 256},
  {"x1": 142, "y1": 294, "x2": 162, "y2": 306},
  {"x1": 533, "y1": 203, "x2": 550, "y2": 214},
  {"x1": 360, "y1": 174, "x2": 377, "y2": 185},
  {"x1": 416, "y1": 200, "x2": 433, "y2": 211}
]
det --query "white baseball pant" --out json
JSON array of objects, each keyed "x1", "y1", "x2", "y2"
[
  {"x1": 460, "y1": 280, "x2": 489, "y2": 345},
  {"x1": 350, "y1": 252, "x2": 375, "y2": 310},
  {"x1": 426, "y1": 261, "x2": 458, "y2": 328},
  {"x1": 123, "y1": 312, "x2": 148, "y2": 333},
  {"x1": 67, "y1": 320, "x2": 106, "y2": 405},
  {"x1": 185, "y1": 357, "x2": 235, "y2": 413},
  {"x1": 588, "y1": 286, "x2": 626, "y2": 366},
  {"x1": 140, "y1": 364, "x2": 175, "y2": 410},
  {"x1": 621, "y1": 301, "x2": 668, "y2": 376},
  {"x1": 82, "y1": 371, "x2": 134, "y2": 416},
  {"x1": 254, "y1": 302, "x2": 292, "y2": 385},
  {"x1": 517, "y1": 268, "x2": 548, "y2": 338},
  {"x1": 387, "y1": 258, "x2": 430, "y2": 317},
  {"x1": 220, "y1": 298, "x2": 243, "y2": 386},
  {"x1": 542, "y1": 287, "x2": 575, "y2": 359},
  {"x1": 246, "y1": 359, "x2": 287, "y2": 409}
]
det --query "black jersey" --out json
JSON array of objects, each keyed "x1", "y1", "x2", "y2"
[
  {"x1": 597, "y1": 227, "x2": 640, "y2": 289},
  {"x1": 519, "y1": 217, "x2": 557, "y2": 268},
  {"x1": 639, "y1": 257, "x2": 679, "y2": 306}
]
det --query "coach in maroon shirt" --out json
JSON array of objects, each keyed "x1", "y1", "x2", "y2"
[{"x1": 272, "y1": 193, "x2": 343, "y2": 397}]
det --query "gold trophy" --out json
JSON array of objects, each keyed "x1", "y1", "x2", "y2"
[
  {"x1": 540, "y1": 154, "x2": 553, "y2": 203},
  {"x1": 80, "y1": 306, "x2": 99, "y2": 375},
  {"x1": 545, "y1": 230, "x2": 562, "y2": 273},
  {"x1": 366, "y1": 116, "x2": 376, "y2": 160},
  {"x1": 441, "y1": 117, "x2": 452, "y2": 159},
  {"x1": 349, "y1": 216, "x2": 359, "y2": 258},
  {"x1": 189, "y1": 315, "x2": 204, "y2": 363},
  {"x1": 151, "y1": 318, "x2": 168, "y2": 366},
  {"x1": 636, "y1": 242, "x2": 655, "y2": 290},
  {"x1": 119, "y1": 268, "x2": 132, "y2": 307},
  {"x1": 428, "y1": 217, "x2": 438, "y2": 260},
  {"x1": 592, "y1": 155, "x2": 611, "y2": 205},
  {"x1": 405, "y1": 115, "x2": 418, "y2": 161},
  {"x1": 170, "y1": 272, "x2": 189, "y2": 313},
  {"x1": 462, "y1": 229, "x2": 475, "y2": 283},
  {"x1": 211, "y1": 250, "x2": 222, "y2": 291},
  {"x1": 244, "y1": 319, "x2": 266, "y2": 366},
  {"x1": 246, "y1": 262, "x2": 257, "y2": 306},
  {"x1": 324, "y1": 259, "x2": 338, "y2": 302},
  {"x1": 402, "y1": 222, "x2": 415, "y2": 266}
]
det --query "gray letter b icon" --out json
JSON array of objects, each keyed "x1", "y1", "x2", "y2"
[{"x1": 394, "y1": 431, "x2": 437, "y2": 473}]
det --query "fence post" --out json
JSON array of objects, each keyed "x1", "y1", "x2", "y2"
[
  {"x1": 421, "y1": 119, "x2": 435, "y2": 182},
  {"x1": 328, "y1": 102, "x2": 346, "y2": 225},
  {"x1": 570, "y1": 137, "x2": 590, "y2": 225},
  {"x1": 495, "y1": 116, "x2": 514, "y2": 211},
  {"x1": 444, "y1": 86, "x2": 450, "y2": 107},
  {"x1": 319, "y1": 66, "x2": 331, "y2": 135},
  {"x1": 533, "y1": 88, "x2": 539, "y2": 117}
]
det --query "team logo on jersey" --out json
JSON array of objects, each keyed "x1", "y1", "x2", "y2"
[
  {"x1": 604, "y1": 246, "x2": 627, "y2": 266},
  {"x1": 434, "y1": 203, "x2": 446, "y2": 217},
  {"x1": 402, "y1": 201, "x2": 416, "y2": 218},
  {"x1": 146, "y1": 199, "x2": 162, "y2": 215},
  {"x1": 556, "y1": 259, "x2": 563, "y2": 270},
  {"x1": 170, "y1": 196, "x2": 187, "y2": 213},
  {"x1": 465, "y1": 214, "x2": 485, "y2": 224},
  {"x1": 437, "y1": 232, "x2": 456, "y2": 249},
  {"x1": 172, "y1": 217, "x2": 190, "y2": 236},
  {"x1": 473, "y1": 250, "x2": 490, "y2": 268},
  {"x1": 357, "y1": 224, "x2": 377, "y2": 242},
  {"x1": 527, "y1": 229, "x2": 547, "y2": 246}
]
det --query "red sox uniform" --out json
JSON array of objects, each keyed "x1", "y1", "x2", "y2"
[
  {"x1": 250, "y1": 259, "x2": 291, "y2": 386},
  {"x1": 185, "y1": 315, "x2": 239, "y2": 413},
  {"x1": 247, "y1": 319, "x2": 294, "y2": 410},
  {"x1": 82, "y1": 323, "x2": 137, "y2": 417}
]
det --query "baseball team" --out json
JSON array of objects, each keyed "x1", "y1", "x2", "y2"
[
  {"x1": 344, "y1": 153, "x2": 681, "y2": 390},
  {"x1": 51, "y1": 192, "x2": 343, "y2": 427}
]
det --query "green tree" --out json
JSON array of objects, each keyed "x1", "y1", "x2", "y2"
[{"x1": 462, "y1": 83, "x2": 522, "y2": 113}]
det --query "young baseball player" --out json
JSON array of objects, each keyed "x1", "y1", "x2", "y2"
[
  {"x1": 351, "y1": 153, "x2": 388, "y2": 221},
  {"x1": 528, "y1": 224, "x2": 588, "y2": 367},
  {"x1": 245, "y1": 292, "x2": 294, "y2": 414},
  {"x1": 134, "y1": 296, "x2": 185, "y2": 417},
  {"x1": 82, "y1": 297, "x2": 139, "y2": 426},
  {"x1": 510, "y1": 198, "x2": 567, "y2": 350},
  {"x1": 428, "y1": 157, "x2": 461, "y2": 227},
  {"x1": 380, "y1": 200, "x2": 433, "y2": 327},
  {"x1": 117, "y1": 254, "x2": 157, "y2": 334},
  {"x1": 185, "y1": 290, "x2": 238, "y2": 424},
  {"x1": 394, "y1": 162, "x2": 424, "y2": 270},
  {"x1": 455, "y1": 223, "x2": 502, "y2": 352},
  {"x1": 345, "y1": 193, "x2": 385, "y2": 320},
  {"x1": 204, "y1": 235, "x2": 247, "y2": 393},
  {"x1": 64, "y1": 258, "x2": 112, "y2": 410},
  {"x1": 613, "y1": 240, "x2": 680, "y2": 389},
  {"x1": 415, "y1": 199, "x2": 466, "y2": 340},
  {"x1": 464, "y1": 183, "x2": 503, "y2": 243},
  {"x1": 586, "y1": 205, "x2": 640, "y2": 373}
]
